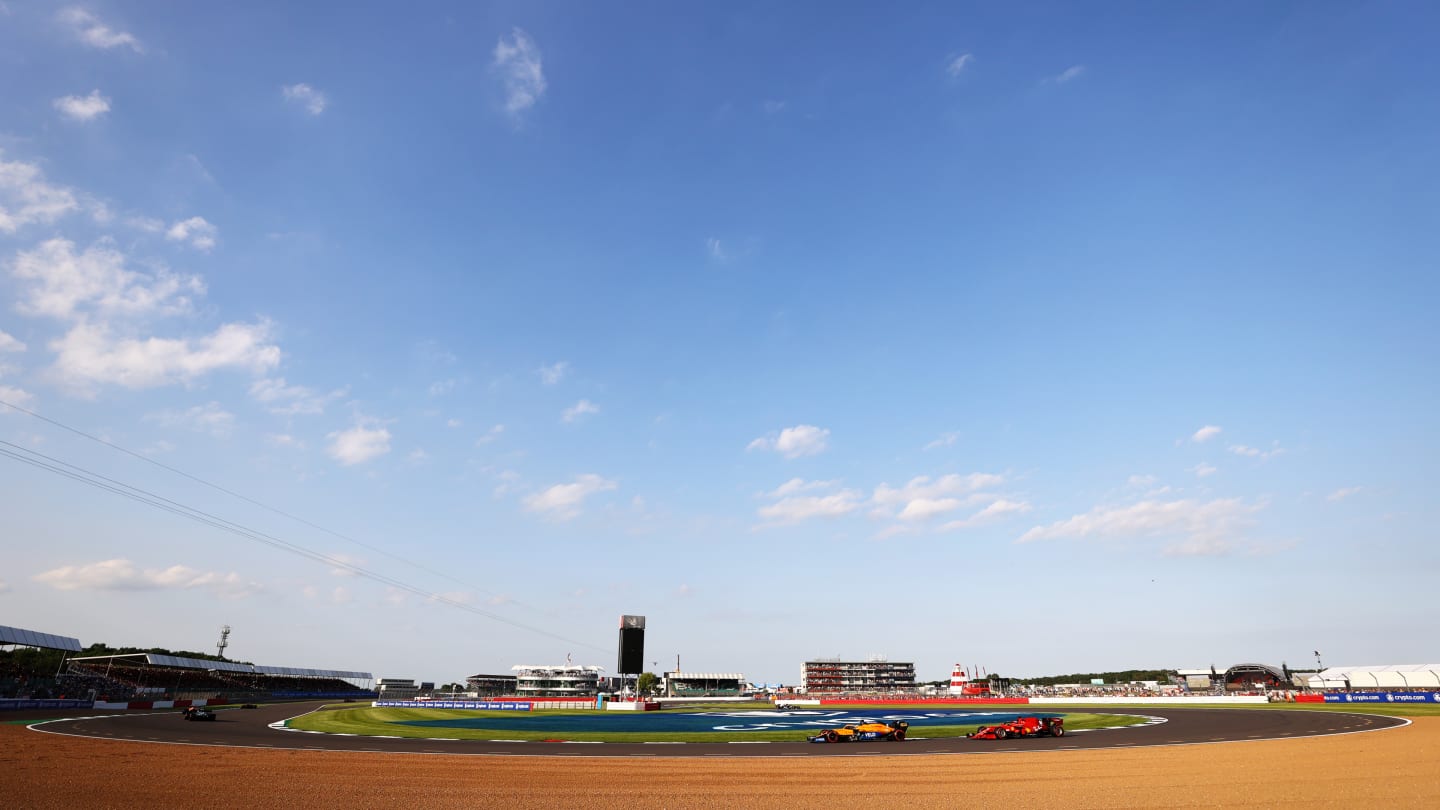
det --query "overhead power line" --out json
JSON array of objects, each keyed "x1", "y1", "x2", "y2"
[
  {"x1": 0, "y1": 396, "x2": 549, "y2": 616},
  {"x1": 0, "y1": 430, "x2": 604, "y2": 653}
]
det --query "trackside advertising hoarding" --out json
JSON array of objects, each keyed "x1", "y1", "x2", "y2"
[
  {"x1": 373, "y1": 700, "x2": 532, "y2": 710},
  {"x1": 1322, "y1": 692, "x2": 1440, "y2": 703}
]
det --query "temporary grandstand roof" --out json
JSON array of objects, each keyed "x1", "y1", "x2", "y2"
[
  {"x1": 0, "y1": 624, "x2": 81, "y2": 652},
  {"x1": 67, "y1": 653, "x2": 370, "y2": 681},
  {"x1": 1307, "y1": 664, "x2": 1440, "y2": 689},
  {"x1": 663, "y1": 672, "x2": 746, "y2": 680}
]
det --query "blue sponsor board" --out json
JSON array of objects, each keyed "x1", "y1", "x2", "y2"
[
  {"x1": 1322, "y1": 692, "x2": 1440, "y2": 703},
  {"x1": 375, "y1": 700, "x2": 532, "y2": 711}
]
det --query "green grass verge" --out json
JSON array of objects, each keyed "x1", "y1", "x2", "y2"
[{"x1": 284, "y1": 705, "x2": 1145, "y2": 743}]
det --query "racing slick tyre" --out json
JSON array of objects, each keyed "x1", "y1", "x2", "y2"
[
  {"x1": 824, "y1": 730, "x2": 840, "y2": 743},
  {"x1": 1051, "y1": 725, "x2": 1065, "y2": 737},
  {"x1": 994, "y1": 728, "x2": 1008, "y2": 739},
  {"x1": 893, "y1": 727, "x2": 906, "y2": 741}
]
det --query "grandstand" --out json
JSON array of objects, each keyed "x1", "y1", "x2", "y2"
[
  {"x1": 1307, "y1": 665, "x2": 1440, "y2": 690},
  {"x1": 1222, "y1": 663, "x2": 1290, "y2": 691},
  {"x1": 1, "y1": 624, "x2": 82, "y2": 701},
  {"x1": 61, "y1": 653, "x2": 373, "y2": 702},
  {"x1": 513, "y1": 664, "x2": 604, "y2": 696},
  {"x1": 662, "y1": 671, "x2": 745, "y2": 697}
]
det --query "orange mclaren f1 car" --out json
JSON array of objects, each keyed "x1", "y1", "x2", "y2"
[{"x1": 807, "y1": 720, "x2": 909, "y2": 743}]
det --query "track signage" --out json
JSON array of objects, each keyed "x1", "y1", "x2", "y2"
[{"x1": 1321, "y1": 692, "x2": 1440, "y2": 703}]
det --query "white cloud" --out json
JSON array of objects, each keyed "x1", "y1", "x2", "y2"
[
  {"x1": 523, "y1": 473, "x2": 617, "y2": 520},
  {"x1": 1052, "y1": 65, "x2": 1086, "y2": 84},
  {"x1": 1327, "y1": 487, "x2": 1363, "y2": 503},
  {"x1": 147, "y1": 401, "x2": 235, "y2": 437},
  {"x1": 0, "y1": 330, "x2": 24, "y2": 353},
  {"x1": 946, "y1": 53, "x2": 975, "y2": 76},
  {"x1": 872, "y1": 473, "x2": 1006, "y2": 515},
  {"x1": 766, "y1": 478, "x2": 840, "y2": 498},
  {"x1": 265, "y1": 433, "x2": 301, "y2": 448},
  {"x1": 475, "y1": 423, "x2": 505, "y2": 445},
  {"x1": 898, "y1": 497, "x2": 963, "y2": 521},
  {"x1": 33, "y1": 558, "x2": 261, "y2": 598},
  {"x1": 941, "y1": 499, "x2": 1032, "y2": 531},
  {"x1": 12, "y1": 237, "x2": 203, "y2": 321},
  {"x1": 0, "y1": 384, "x2": 34, "y2": 409},
  {"x1": 407, "y1": 448, "x2": 429, "y2": 463},
  {"x1": 49, "y1": 320, "x2": 280, "y2": 392},
  {"x1": 706, "y1": 237, "x2": 726, "y2": 262},
  {"x1": 748, "y1": 424, "x2": 830, "y2": 459},
  {"x1": 327, "y1": 422, "x2": 391, "y2": 466},
  {"x1": 446, "y1": 418, "x2": 462, "y2": 428},
  {"x1": 165, "y1": 216, "x2": 218, "y2": 251},
  {"x1": 761, "y1": 100, "x2": 786, "y2": 114},
  {"x1": 1191, "y1": 425, "x2": 1222, "y2": 443},
  {"x1": 1229, "y1": 442, "x2": 1285, "y2": 460},
  {"x1": 249, "y1": 377, "x2": 344, "y2": 416},
  {"x1": 923, "y1": 431, "x2": 960, "y2": 451},
  {"x1": 1017, "y1": 498, "x2": 1262, "y2": 556},
  {"x1": 282, "y1": 83, "x2": 327, "y2": 115},
  {"x1": 53, "y1": 89, "x2": 111, "y2": 121},
  {"x1": 1191, "y1": 463, "x2": 1217, "y2": 477},
  {"x1": 428, "y1": 378, "x2": 458, "y2": 396},
  {"x1": 562, "y1": 399, "x2": 599, "y2": 423},
  {"x1": 0, "y1": 153, "x2": 80, "y2": 233},
  {"x1": 493, "y1": 28, "x2": 546, "y2": 119},
  {"x1": 58, "y1": 8, "x2": 142, "y2": 52},
  {"x1": 757, "y1": 489, "x2": 862, "y2": 525},
  {"x1": 537, "y1": 361, "x2": 569, "y2": 385}
]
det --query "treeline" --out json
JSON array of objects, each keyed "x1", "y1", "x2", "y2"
[
  {"x1": 1003, "y1": 669, "x2": 1175, "y2": 686},
  {"x1": 1, "y1": 643, "x2": 251, "y2": 674}
]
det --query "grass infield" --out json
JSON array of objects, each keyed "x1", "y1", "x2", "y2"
[{"x1": 284, "y1": 703, "x2": 1145, "y2": 742}]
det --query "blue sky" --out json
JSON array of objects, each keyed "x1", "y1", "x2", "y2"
[{"x1": 1, "y1": 2, "x2": 1436, "y2": 685}]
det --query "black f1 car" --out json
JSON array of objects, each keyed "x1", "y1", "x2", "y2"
[{"x1": 182, "y1": 707, "x2": 216, "y2": 721}]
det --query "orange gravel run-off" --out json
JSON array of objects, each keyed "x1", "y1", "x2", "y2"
[{"x1": 3, "y1": 718, "x2": 1438, "y2": 809}]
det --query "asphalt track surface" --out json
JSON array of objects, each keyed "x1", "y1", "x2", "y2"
[{"x1": 26, "y1": 703, "x2": 1407, "y2": 758}]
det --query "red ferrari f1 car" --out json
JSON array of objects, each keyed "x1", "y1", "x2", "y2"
[
  {"x1": 807, "y1": 720, "x2": 909, "y2": 743},
  {"x1": 967, "y1": 716, "x2": 1064, "y2": 740}
]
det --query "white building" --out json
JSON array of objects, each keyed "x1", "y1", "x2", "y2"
[{"x1": 511, "y1": 664, "x2": 604, "y2": 697}]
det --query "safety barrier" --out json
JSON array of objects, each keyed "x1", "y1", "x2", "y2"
[
  {"x1": 1028, "y1": 696, "x2": 1268, "y2": 705},
  {"x1": 373, "y1": 700, "x2": 532, "y2": 710},
  {"x1": 821, "y1": 697, "x2": 1030, "y2": 706},
  {"x1": 1320, "y1": 692, "x2": 1440, "y2": 704},
  {"x1": 0, "y1": 698, "x2": 93, "y2": 711},
  {"x1": 90, "y1": 698, "x2": 224, "y2": 710}
]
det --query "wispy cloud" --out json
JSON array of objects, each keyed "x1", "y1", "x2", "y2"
[
  {"x1": 941, "y1": 499, "x2": 1032, "y2": 531},
  {"x1": 1191, "y1": 425, "x2": 1222, "y2": 443},
  {"x1": 1051, "y1": 65, "x2": 1086, "y2": 84},
  {"x1": 523, "y1": 473, "x2": 617, "y2": 520},
  {"x1": 327, "y1": 421, "x2": 392, "y2": 465},
  {"x1": 475, "y1": 423, "x2": 505, "y2": 445},
  {"x1": 146, "y1": 401, "x2": 235, "y2": 437},
  {"x1": 756, "y1": 480, "x2": 863, "y2": 526},
  {"x1": 747, "y1": 424, "x2": 830, "y2": 459},
  {"x1": 249, "y1": 377, "x2": 345, "y2": 416},
  {"x1": 34, "y1": 558, "x2": 261, "y2": 598},
  {"x1": 0, "y1": 153, "x2": 81, "y2": 233},
  {"x1": 1191, "y1": 463, "x2": 1217, "y2": 477},
  {"x1": 562, "y1": 399, "x2": 599, "y2": 423},
  {"x1": 1229, "y1": 442, "x2": 1284, "y2": 460},
  {"x1": 537, "y1": 361, "x2": 569, "y2": 385},
  {"x1": 0, "y1": 330, "x2": 24, "y2": 353},
  {"x1": 923, "y1": 431, "x2": 960, "y2": 451},
  {"x1": 53, "y1": 90, "x2": 111, "y2": 121},
  {"x1": 1327, "y1": 486, "x2": 1363, "y2": 502},
  {"x1": 946, "y1": 53, "x2": 975, "y2": 77},
  {"x1": 58, "y1": 8, "x2": 142, "y2": 53},
  {"x1": 282, "y1": 83, "x2": 327, "y2": 115},
  {"x1": 165, "y1": 216, "x2": 217, "y2": 251},
  {"x1": 493, "y1": 28, "x2": 546, "y2": 121},
  {"x1": 1018, "y1": 498, "x2": 1263, "y2": 556}
]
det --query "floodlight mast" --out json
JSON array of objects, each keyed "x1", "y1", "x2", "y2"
[{"x1": 216, "y1": 625, "x2": 231, "y2": 660}]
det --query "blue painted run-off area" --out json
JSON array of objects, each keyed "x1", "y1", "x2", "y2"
[{"x1": 396, "y1": 710, "x2": 1062, "y2": 733}]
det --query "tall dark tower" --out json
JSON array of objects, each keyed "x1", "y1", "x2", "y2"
[
  {"x1": 216, "y1": 625, "x2": 231, "y2": 660},
  {"x1": 617, "y1": 615, "x2": 645, "y2": 675}
]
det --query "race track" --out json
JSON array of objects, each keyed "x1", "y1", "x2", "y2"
[{"x1": 27, "y1": 702, "x2": 1406, "y2": 758}]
